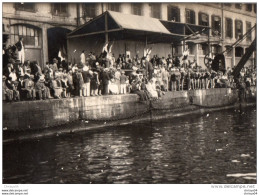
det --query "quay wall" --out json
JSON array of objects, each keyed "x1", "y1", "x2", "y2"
[{"x1": 2, "y1": 88, "x2": 255, "y2": 131}]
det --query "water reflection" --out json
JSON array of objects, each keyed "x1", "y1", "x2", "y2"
[{"x1": 3, "y1": 107, "x2": 256, "y2": 184}]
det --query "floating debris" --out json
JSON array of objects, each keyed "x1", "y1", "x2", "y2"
[
  {"x1": 215, "y1": 118, "x2": 218, "y2": 120},
  {"x1": 241, "y1": 154, "x2": 251, "y2": 158},
  {"x1": 77, "y1": 154, "x2": 81, "y2": 157},
  {"x1": 75, "y1": 166, "x2": 78, "y2": 170},
  {"x1": 101, "y1": 170, "x2": 104, "y2": 173},
  {"x1": 224, "y1": 132, "x2": 227, "y2": 134},
  {"x1": 3, "y1": 127, "x2": 7, "y2": 130},
  {"x1": 243, "y1": 176, "x2": 256, "y2": 180},
  {"x1": 231, "y1": 160, "x2": 240, "y2": 163},
  {"x1": 61, "y1": 167, "x2": 64, "y2": 170},
  {"x1": 216, "y1": 149, "x2": 223, "y2": 151},
  {"x1": 206, "y1": 114, "x2": 209, "y2": 117},
  {"x1": 85, "y1": 121, "x2": 89, "y2": 123},
  {"x1": 104, "y1": 122, "x2": 106, "y2": 124},
  {"x1": 226, "y1": 173, "x2": 256, "y2": 178}
]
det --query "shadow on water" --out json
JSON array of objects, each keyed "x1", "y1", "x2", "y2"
[{"x1": 3, "y1": 106, "x2": 256, "y2": 184}]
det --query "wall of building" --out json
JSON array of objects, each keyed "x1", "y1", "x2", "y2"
[
  {"x1": 3, "y1": 3, "x2": 78, "y2": 66},
  {"x1": 3, "y1": 3, "x2": 256, "y2": 68},
  {"x1": 3, "y1": 88, "x2": 252, "y2": 131}
]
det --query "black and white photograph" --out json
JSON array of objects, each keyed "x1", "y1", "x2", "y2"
[{"x1": 1, "y1": 1, "x2": 257, "y2": 194}]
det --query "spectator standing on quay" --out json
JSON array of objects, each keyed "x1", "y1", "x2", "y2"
[
  {"x1": 15, "y1": 37, "x2": 25, "y2": 64},
  {"x1": 80, "y1": 50, "x2": 86, "y2": 64},
  {"x1": 102, "y1": 68, "x2": 110, "y2": 95},
  {"x1": 82, "y1": 65, "x2": 92, "y2": 97},
  {"x1": 90, "y1": 71, "x2": 100, "y2": 96},
  {"x1": 120, "y1": 70, "x2": 127, "y2": 94}
]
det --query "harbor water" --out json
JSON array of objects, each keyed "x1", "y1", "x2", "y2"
[{"x1": 3, "y1": 106, "x2": 256, "y2": 184}]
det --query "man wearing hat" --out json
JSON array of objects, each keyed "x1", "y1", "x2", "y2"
[
  {"x1": 82, "y1": 65, "x2": 93, "y2": 97},
  {"x1": 24, "y1": 75, "x2": 36, "y2": 100},
  {"x1": 35, "y1": 75, "x2": 47, "y2": 100},
  {"x1": 120, "y1": 70, "x2": 127, "y2": 94}
]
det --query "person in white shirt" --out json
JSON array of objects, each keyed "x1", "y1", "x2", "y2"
[
  {"x1": 80, "y1": 50, "x2": 86, "y2": 64},
  {"x1": 9, "y1": 69, "x2": 17, "y2": 82},
  {"x1": 15, "y1": 37, "x2": 25, "y2": 64}
]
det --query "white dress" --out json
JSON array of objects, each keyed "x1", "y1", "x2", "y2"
[{"x1": 146, "y1": 82, "x2": 158, "y2": 98}]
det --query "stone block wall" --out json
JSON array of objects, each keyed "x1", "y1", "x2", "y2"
[{"x1": 2, "y1": 88, "x2": 244, "y2": 131}]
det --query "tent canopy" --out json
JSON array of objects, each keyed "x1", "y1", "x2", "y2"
[{"x1": 67, "y1": 11, "x2": 184, "y2": 44}]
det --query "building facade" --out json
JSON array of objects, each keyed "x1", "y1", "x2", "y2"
[{"x1": 3, "y1": 3, "x2": 256, "y2": 68}]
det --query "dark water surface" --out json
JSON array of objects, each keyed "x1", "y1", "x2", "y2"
[{"x1": 3, "y1": 107, "x2": 256, "y2": 184}]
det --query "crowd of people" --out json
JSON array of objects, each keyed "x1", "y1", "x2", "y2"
[{"x1": 2, "y1": 50, "x2": 256, "y2": 102}]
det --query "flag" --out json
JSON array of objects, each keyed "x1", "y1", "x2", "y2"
[
  {"x1": 58, "y1": 49, "x2": 65, "y2": 61},
  {"x1": 102, "y1": 42, "x2": 108, "y2": 53},
  {"x1": 144, "y1": 47, "x2": 152, "y2": 57}
]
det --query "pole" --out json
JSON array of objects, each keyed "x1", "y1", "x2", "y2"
[{"x1": 105, "y1": 12, "x2": 108, "y2": 44}]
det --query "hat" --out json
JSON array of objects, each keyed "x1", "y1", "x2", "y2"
[
  {"x1": 83, "y1": 66, "x2": 89, "y2": 71},
  {"x1": 59, "y1": 68, "x2": 63, "y2": 71},
  {"x1": 121, "y1": 70, "x2": 125, "y2": 74},
  {"x1": 39, "y1": 75, "x2": 45, "y2": 82},
  {"x1": 95, "y1": 62, "x2": 99, "y2": 66}
]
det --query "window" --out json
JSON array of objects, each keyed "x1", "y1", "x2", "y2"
[
  {"x1": 15, "y1": 3, "x2": 35, "y2": 12},
  {"x1": 235, "y1": 20, "x2": 243, "y2": 39},
  {"x1": 235, "y1": 3, "x2": 242, "y2": 9},
  {"x1": 224, "y1": 3, "x2": 231, "y2": 7},
  {"x1": 198, "y1": 12, "x2": 209, "y2": 26},
  {"x1": 107, "y1": 3, "x2": 120, "y2": 12},
  {"x1": 235, "y1": 47, "x2": 244, "y2": 57},
  {"x1": 225, "y1": 18, "x2": 233, "y2": 38},
  {"x1": 212, "y1": 15, "x2": 221, "y2": 36},
  {"x1": 131, "y1": 3, "x2": 142, "y2": 16},
  {"x1": 53, "y1": 3, "x2": 68, "y2": 15},
  {"x1": 83, "y1": 3, "x2": 96, "y2": 18},
  {"x1": 150, "y1": 3, "x2": 161, "y2": 19},
  {"x1": 246, "y1": 22, "x2": 252, "y2": 41},
  {"x1": 10, "y1": 25, "x2": 40, "y2": 47},
  {"x1": 185, "y1": 9, "x2": 195, "y2": 24},
  {"x1": 254, "y1": 4, "x2": 257, "y2": 13},
  {"x1": 167, "y1": 6, "x2": 180, "y2": 22},
  {"x1": 246, "y1": 4, "x2": 252, "y2": 11}
]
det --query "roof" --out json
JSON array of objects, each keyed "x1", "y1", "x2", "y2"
[
  {"x1": 108, "y1": 11, "x2": 171, "y2": 35},
  {"x1": 68, "y1": 11, "x2": 172, "y2": 39}
]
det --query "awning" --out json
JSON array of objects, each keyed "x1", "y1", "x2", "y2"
[
  {"x1": 160, "y1": 20, "x2": 210, "y2": 36},
  {"x1": 67, "y1": 11, "x2": 183, "y2": 44}
]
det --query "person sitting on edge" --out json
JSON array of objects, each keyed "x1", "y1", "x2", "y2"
[
  {"x1": 3, "y1": 76, "x2": 14, "y2": 102},
  {"x1": 24, "y1": 74, "x2": 36, "y2": 100},
  {"x1": 51, "y1": 75, "x2": 63, "y2": 99},
  {"x1": 35, "y1": 75, "x2": 47, "y2": 100}
]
